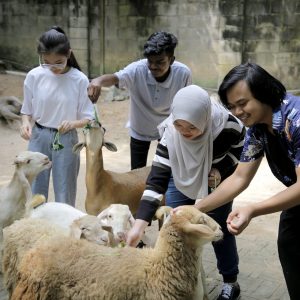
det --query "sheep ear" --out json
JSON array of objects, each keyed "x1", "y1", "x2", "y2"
[
  {"x1": 103, "y1": 140, "x2": 118, "y2": 152},
  {"x1": 14, "y1": 156, "x2": 24, "y2": 165},
  {"x1": 97, "y1": 208, "x2": 108, "y2": 220},
  {"x1": 69, "y1": 222, "x2": 83, "y2": 240},
  {"x1": 129, "y1": 214, "x2": 135, "y2": 228},
  {"x1": 155, "y1": 206, "x2": 172, "y2": 220},
  {"x1": 72, "y1": 142, "x2": 86, "y2": 154},
  {"x1": 182, "y1": 223, "x2": 216, "y2": 240},
  {"x1": 101, "y1": 225, "x2": 113, "y2": 233}
]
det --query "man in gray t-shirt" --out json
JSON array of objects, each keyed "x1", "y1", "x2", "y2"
[{"x1": 88, "y1": 31, "x2": 192, "y2": 170}]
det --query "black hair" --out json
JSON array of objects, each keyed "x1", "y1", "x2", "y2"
[
  {"x1": 218, "y1": 62, "x2": 286, "y2": 109},
  {"x1": 37, "y1": 26, "x2": 81, "y2": 71},
  {"x1": 143, "y1": 31, "x2": 178, "y2": 57}
]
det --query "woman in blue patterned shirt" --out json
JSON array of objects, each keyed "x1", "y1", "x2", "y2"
[{"x1": 194, "y1": 62, "x2": 300, "y2": 300}]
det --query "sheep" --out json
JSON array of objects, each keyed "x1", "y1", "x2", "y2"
[
  {"x1": 0, "y1": 96, "x2": 22, "y2": 129},
  {"x1": 27, "y1": 194, "x2": 115, "y2": 245},
  {"x1": 26, "y1": 194, "x2": 133, "y2": 245},
  {"x1": 0, "y1": 151, "x2": 51, "y2": 243},
  {"x1": 1, "y1": 217, "x2": 112, "y2": 297},
  {"x1": 73, "y1": 120, "x2": 151, "y2": 216},
  {"x1": 97, "y1": 203, "x2": 135, "y2": 242},
  {"x1": 3, "y1": 206, "x2": 223, "y2": 300}
]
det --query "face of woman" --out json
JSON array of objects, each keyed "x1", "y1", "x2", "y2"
[
  {"x1": 39, "y1": 52, "x2": 69, "y2": 74},
  {"x1": 173, "y1": 119, "x2": 203, "y2": 140}
]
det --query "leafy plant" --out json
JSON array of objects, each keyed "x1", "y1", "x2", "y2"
[{"x1": 52, "y1": 132, "x2": 64, "y2": 151}]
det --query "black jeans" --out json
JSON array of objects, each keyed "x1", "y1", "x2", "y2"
[
  {"x1": 278, "y1": 205, "x2": 300, "y2": 300},
  {"x1": 130, "y1": 137, "x2": 151, "y2": 170}
]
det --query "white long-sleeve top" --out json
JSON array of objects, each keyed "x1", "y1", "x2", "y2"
[{"x1": 21, "y1": 66, "x2": 94, "y2": 128}]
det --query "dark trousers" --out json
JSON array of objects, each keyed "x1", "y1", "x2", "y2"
[
  {"x1": 130, "y1": 137, "x2": 151, "y2": 170},
  {"x1": 166, "y1": 176, "x2": 239, "y2": 282},
  {"x1": 278, "y1": 205, "x2": 300, "y2": 300}
]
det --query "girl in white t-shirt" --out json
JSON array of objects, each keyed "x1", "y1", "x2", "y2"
[{"x1": 20, "y1": 26, "x2": 94, "y2": 206}]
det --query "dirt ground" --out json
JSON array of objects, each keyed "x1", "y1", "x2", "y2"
[
  {"x1": 0, "y1": 72, "x2": 289, "y2": 299},
  {"x1": 0, "y1": 72, "x2": 158, "y2": 209},
  {"x1": 0, "y1": 72, "x2": 285, "y2": 217}
]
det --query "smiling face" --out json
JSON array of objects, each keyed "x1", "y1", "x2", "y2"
[
  {"x1": 173, "y1": 119, "x2": 203, "y2": 140},
  {"x1": 226, "y1": 80, "x2": 273, "y2": 128},
  {"x1": 147, "y1": 52, "x2": 174, "y2": 81}
]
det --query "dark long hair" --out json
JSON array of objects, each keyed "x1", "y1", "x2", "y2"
[
  {"x1": 37, "y1": 26, "x2": 81, "y2": 71},
  {"x1": 218, "y1": 62, "x2": 286, "y2": 109}
]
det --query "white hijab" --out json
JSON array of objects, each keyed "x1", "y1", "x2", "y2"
[{"x1": 158, "y1": 85, "x2": 229, "y2": 199}]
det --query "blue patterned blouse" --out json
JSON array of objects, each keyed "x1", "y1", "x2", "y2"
[{"x1": 240, "y1": 93, "x2": 300, "y2": 187}]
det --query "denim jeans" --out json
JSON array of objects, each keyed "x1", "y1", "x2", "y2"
[
  {"x1": 28, "y1": 125, "x2": 79, "y2": 206},
  {"x1": 166, "y1": 176, "x2": 239, "y2": 281}
]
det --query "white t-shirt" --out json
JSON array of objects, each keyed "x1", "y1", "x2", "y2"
[
  {"x1": 21, "y1": 66, "x2": 94, "y2": 128},
  {"x1": 115, "y1": 59, "x2": 192, "y2": 141}
]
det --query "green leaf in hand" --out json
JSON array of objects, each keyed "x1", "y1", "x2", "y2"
[{"x1": 52, "y1": 132, "x2": 64, "y2": 151}]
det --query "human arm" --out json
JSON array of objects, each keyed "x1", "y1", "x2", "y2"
[
  {"x1": 20, "y1": 114, "x2": 32, "y2": 140},
  {"x1": 126, "y1": 141, "x2": 172, "y2": 247},
  {"x1": 126, "y1": 219, "x2": 149, "y2": 247},
  {"x1": 195, "y1": 158, "x2": 262, "y2": 213},
  {"x1": 211, "y1": 115, "x2": 246, "y2": 181},
  {"x1": 88, "y1": 74, "x2": 119, "y2": 103},
  {"x1": 58, "y1": 118, "x2": 90, "y2": 134},
  {"x1": 227, "y1": 165, "x2": 300, "y2": 235}
]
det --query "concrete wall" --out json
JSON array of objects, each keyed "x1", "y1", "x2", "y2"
[{"x1": 0, "y1": 0, "x2": 299, "y2": 89}]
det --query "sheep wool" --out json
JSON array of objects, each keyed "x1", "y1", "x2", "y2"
[{"x1": 3, "y1": 206, "x2": 223, "y2": 300}]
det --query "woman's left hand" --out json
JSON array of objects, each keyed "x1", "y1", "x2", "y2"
[{"x1": 208, "y1": 168, "x2": 221, "y2": 189}]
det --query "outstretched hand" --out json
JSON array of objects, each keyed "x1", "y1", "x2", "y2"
[
  {"x1": 88, "y1": 79, "x2": 101, "y2": 103},
  {"x1": 226, "y1": 205, "x2": 254, "y2": 235},
  {"x1": 126, "y1": 219, "x2": 148, "y2": 248}
]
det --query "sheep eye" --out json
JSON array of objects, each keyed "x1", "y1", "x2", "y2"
[
  {"x1": 81, "y1": 227, "x2": 90, "y2": 232},
  {"x1": 108, "y1": 214, "x2": 112, "y2": 219},
  {"x1": 26, "y1": 159, "x2": 31, "y2": 164}
]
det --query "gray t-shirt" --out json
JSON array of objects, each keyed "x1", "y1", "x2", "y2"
[{"x1": 115, "y1": 59, "x2": 192, "y2": 141}]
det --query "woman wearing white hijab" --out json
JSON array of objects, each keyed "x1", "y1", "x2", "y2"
[{"x1": 127, "y1": 85, "x2": 245, "y2": 300}]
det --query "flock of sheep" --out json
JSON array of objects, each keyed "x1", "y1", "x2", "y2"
[{"x1": 0, "y1": 118, "x2": 223, "y2": 299}]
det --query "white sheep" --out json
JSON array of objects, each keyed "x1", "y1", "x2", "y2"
[
  {"x1": 3, "y1": 206, "x2": 223, "y2": 300},
  {"x1": 26, "y1": 194, "x2": 134, "y2": 245},
  {"x1": 73, "y1": 120, "x2": 151, "y2": 216},
  {"x1": 97, "y1": 203, "x2": 135, "y2": 242},
  {"x1": 0, "y1": 151, "x2": 51, "y2": 243}
]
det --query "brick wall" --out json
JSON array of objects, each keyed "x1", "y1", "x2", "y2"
[{"x1": 0, "y1": 0, "x2": 299, "y2": 89}]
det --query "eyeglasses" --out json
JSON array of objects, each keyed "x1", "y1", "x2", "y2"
[{"x1": 39, "y1": 56, "x2": 67, "y2": 70}]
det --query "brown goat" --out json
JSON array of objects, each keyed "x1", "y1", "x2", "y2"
[{"x1": 73, "y1": 121, "x2": 151, "y2": 216}]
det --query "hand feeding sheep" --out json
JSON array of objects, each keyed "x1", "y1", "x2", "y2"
[
  {"x1": 73, "y1": 120, "x2": 151, "y2": 216},
  {"x1": 3, "y1": 206, "x2": 223, "y2": 300}
]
